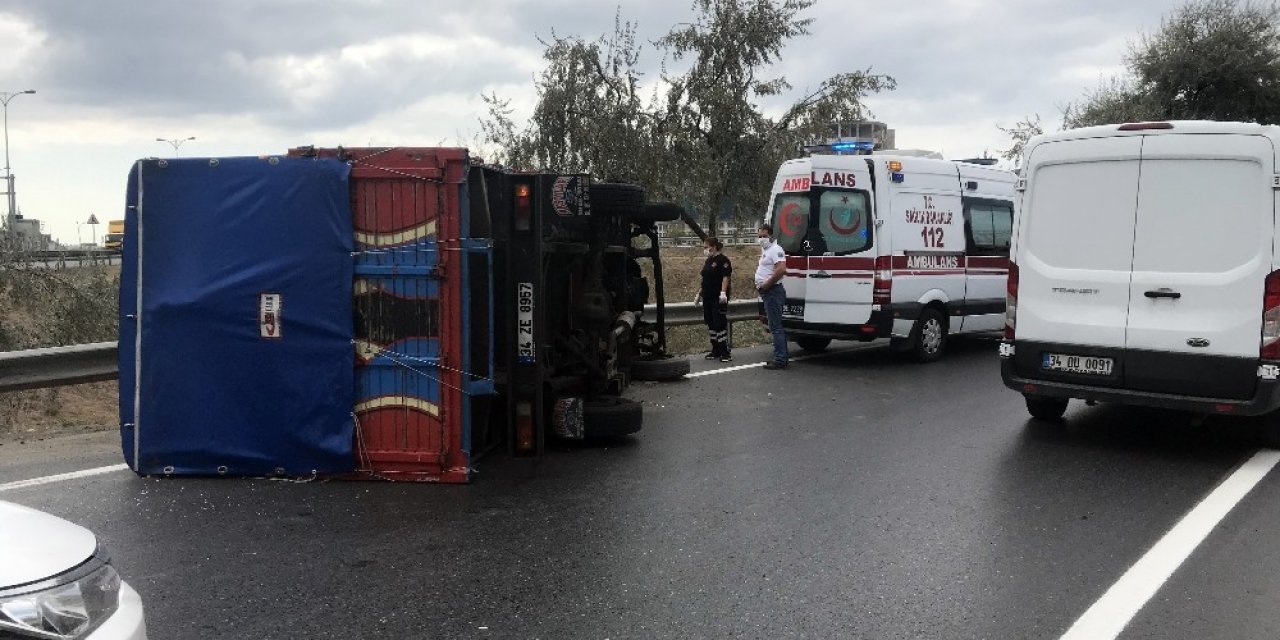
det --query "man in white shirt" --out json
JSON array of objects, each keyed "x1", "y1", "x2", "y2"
[{"x1": 755, "y1": 224, "x2": 788, "y2": 369}]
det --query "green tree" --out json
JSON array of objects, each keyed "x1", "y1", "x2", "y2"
[
  {"x1": 997, "y1": 114, "x2": 1044, "y2": 167},
  {"x1": 481, "y1": 0, "x2": 894, "y2": 231},
  {"x1": 1065, "y1": 0, "x2": 1280, "y2": 128}
]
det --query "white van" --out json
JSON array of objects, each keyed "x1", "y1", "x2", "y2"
[
  {"x1": 1001, "y1": 121, "x2": 1280, "y2": 419},
  {"x1": 763, "y1": 153, "x2": 1016, "y2": 361}
]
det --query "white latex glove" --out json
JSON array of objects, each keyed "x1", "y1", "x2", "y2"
[
  {"x1": 693, "y1": 294, "x2": 702, "y2": 308},
  {"x1": 718, "y1": 292, "x2": 728, "y2": 304}
]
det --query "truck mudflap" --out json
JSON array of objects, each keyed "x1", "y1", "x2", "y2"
[{"x1": 1001, "y1": 347, "x2": 1280, "y2": 416}]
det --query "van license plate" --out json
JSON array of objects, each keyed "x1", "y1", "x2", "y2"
[
  {"x1": 1043, "y1": 353, "x2": 1113, "y2": 376},
  {"x1": 783, "y1": 302, "x2": 805, "y2": 318}
]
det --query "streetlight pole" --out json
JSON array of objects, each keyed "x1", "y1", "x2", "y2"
[
  {"x1": 156, "y1": 136, "x2": 196, "y2": 157},
  {"x1": 1, "y1": 89, "x2": 36, "y2": 235}
]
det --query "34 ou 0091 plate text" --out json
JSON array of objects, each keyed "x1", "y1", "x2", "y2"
[{"x1": 1043, "y1": 353, "x2": 1114, "y2": 376}]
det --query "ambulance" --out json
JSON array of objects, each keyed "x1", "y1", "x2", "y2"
[{"x1": 763, "y1": 152, "x2": 1016, "y2": 361}]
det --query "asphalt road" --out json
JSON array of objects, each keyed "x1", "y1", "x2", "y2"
[{"x1": 3, "y1": 338, "x2": 1279, "y2": 639}]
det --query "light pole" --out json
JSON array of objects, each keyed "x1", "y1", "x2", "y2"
[
  {"x1": 2, "y1": 89, "x2": 36, "y2": 234},
  {"x1": 156, "y1": 136, "x2": 195, "y2": 157}
]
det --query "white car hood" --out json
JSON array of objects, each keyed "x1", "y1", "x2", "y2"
[{"x1": 0, "y1": 500, "x2": 97, "y2": 587}]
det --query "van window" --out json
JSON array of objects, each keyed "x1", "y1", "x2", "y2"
[
  {"x1": 816, "y1": 190, "x2": 872, "y2": 255},
  {"x1": 964, "y1": 200, "x2": 1013, "y2": 256},
  {"x1": 770, "y1": 193, "x2": 810, "y2": 255}
]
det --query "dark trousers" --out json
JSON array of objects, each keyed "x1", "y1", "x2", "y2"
[{"x1": 703, "y1": 293, "x2": 730, "y2": 356}]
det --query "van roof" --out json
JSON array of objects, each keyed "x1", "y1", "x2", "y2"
[{"x1": 1035, "y1": 120, "x2": 1280, "y2": 144}]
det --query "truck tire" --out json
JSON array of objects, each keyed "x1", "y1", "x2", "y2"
[
  {"x1": 632, "y1": 202, "x2": 684, "y2": 223},
  {"x1": 909, "y1": 308, "x2": 947, "y2": 363},
  {"x1": 794, "y1": 337, "x2": 831, "y2": 352},
  {"x1": 589, "y1": 183, "x2": 645, "y2": 218},
  {"x1": 583, "y1": 397, "x2": 643, "y2": 439},
  {"x1": 1025, "y1": 396, "x2": 1069, "y2": 420},
  {"x1": 631, "y1": 355, "x2": 690, "y2": 381}
]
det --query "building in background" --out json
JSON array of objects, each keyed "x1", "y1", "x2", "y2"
[
  {"x1": 804, "y1": 120, "x2": 896, "y2": 155},
  {"x1": 2, "y1": 213, "x2": 53, "y2": 251}
]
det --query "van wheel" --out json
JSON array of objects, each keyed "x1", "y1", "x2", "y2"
[
  {"x1": 910, "y1": 308, "x2": 947, "y2": 363},
  {"x1": 795, "y1": 337, "x2": 831, "y2": 352},
  {"x1": 1025, "y1": 396, "x2": 1069, "y2": 420}
]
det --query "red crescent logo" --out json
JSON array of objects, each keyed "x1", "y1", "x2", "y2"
[
  {"x1": 780, "y1": 203, "x2": 803, "y2": 236},
  {"x1": 828, "y1": 208, "x2": 862, "y2": 235}
]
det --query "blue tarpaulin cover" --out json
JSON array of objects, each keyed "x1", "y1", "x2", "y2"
[{"x1": 119, "y1": 156, "x2": 356, "y2": 476}]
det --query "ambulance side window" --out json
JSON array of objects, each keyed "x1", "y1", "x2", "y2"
[
  {"x1": 964, "y1": 199, "x2": 1014, "y2": 257},
  {"x1": 991, "y1": 202, "x2": 1013, "y2": 253},
  {"x1": 817, "y1": 189, "x2": 873, "y2": 255}
]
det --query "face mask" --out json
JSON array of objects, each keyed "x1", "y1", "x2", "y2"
[
  {"x1": 757, "y1": 237, "x2": 771, "y2": 248},
  {"x1": 703, "y1": 249, "x2": 711, "y2": 257}
]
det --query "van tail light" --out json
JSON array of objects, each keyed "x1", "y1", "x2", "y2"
[
  {"x1": 1261, "y1": 270, "x2": 1280, "y2": 359},
  {"x1": 1004, "y1": 262, "x2": 1019, "y2": 340},
  {"x1": 1118, "y1": 122, "x2": 1173, "y2": 131},
  {"x1": 873, "y1": 256, "x2": 893, "y2": 305},
  {"x1": 514, "y1": 182, "x2": 533, "y2": 232}
]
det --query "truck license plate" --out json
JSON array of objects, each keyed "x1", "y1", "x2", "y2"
[
  {"x1": 517, "y1": 282, "x2": 535, "y2": 364},
  {"x1": 1043, "y1": 353, "x2": 1113, "y2": 376},
  {"x1": 783, "y1": 302, "x2": 805, "y2": 318}
]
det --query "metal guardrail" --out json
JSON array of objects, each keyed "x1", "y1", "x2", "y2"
[
  {"x1": 0, "y1": 342, "x2": 119, "y2": 393},
  {"x1": 0, "y1": 302, "x2": 758, "y2": 393},
  {"x1": 646, "y1": 300, "x2": 760, "y2": 327}
]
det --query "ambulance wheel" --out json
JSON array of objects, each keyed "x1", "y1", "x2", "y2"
[
  {"x1": 795, "y1": 337, "x2": 831, "y2": 352},
  {"x1": 583, "y1": 397, "x2": 643, "y2": 439},
  {"x1": 1025, "y1": 396, "x2": 1069, "y2": 420},
  {"x1": 909, "y1": 308, "x2": 947, "y2": 363},
  {"x1": 589, "y1": 183, "x2": 645, "y2": 218},
  {"x1": 631, "y1": 354, "x2": 690, "y2": 381}
]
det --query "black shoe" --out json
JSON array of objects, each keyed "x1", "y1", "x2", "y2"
[
  {"x1": 704, "y1": 352, "x2": 718, "y2": 360},
  {"x1": 763, "y1": 361, "x2": 788, "y2": 370},
  {"x1": 720, "y1": 354, "x2": 734, "y2": 362}
]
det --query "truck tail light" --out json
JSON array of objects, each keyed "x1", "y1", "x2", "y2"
[
  {"x1": 1004, "y1": 262, "x2": 1019, "y2": 340},
  {"x1": 1261, "y1": 270, "x2": 1280, "y2": 359},
  {"x1": 515, "y1": 401, "x2": 535, "y2": 452},
  {"x1": 514, "y1": 182, "x2": 532, "y2": 232},
  {"x1": 873, "y1": 256, "x2": 892, "y2": 305}
]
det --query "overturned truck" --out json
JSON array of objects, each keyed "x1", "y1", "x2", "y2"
[{"x1": 119, "y1": 147, "x2": 688, "y2": 482}]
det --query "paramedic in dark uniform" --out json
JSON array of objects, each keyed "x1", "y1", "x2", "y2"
[{"x1": 694, "y1": 236, "x2": 733, "y2": 362}]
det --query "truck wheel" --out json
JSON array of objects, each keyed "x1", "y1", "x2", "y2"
[
  {"x1": 583, "y1": 397, "x2": 643, "y2": 439},
  {"x1": 631, "y1": 355, "x2": 691, "y2": 381},
  {"x1": 909, "y1": 308, "x2": 947, "y2": 363},
  {"x1": 795, "y1": 337, "x2": 831, "y2": 352},
  {"x1": 632, "y1": 202, "x2": 684, "y2": 223},
  {"x1": 589, "y1": 183, "x2": 645, "y2": 218},
  {"x1": 1025, "y1": 396, "x2": 1069, "y2": 420}
]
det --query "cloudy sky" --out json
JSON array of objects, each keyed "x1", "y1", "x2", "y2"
[{"x1": 1, "y1": 0, "x2": 1181, "y2": 244}]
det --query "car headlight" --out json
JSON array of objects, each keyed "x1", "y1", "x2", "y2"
[{"x1": 0, "y1": 548, "x2": 122, "y2": 640}]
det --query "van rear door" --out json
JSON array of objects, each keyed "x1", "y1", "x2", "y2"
[
  {"x1": 1016, "y1": 136, "x2": 1142, "y2": 352},
  {"x1": 1123, "y1": 134, "x2": 1274, "y2": 398}
]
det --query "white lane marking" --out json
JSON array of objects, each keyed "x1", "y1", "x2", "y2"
[
  {"x1": 685, "y1": 346, "x2": 872, "y2": 378},
  {"x1": 0, "y1": 464, "x2": 129, "y2": 493},
  {"x1": 1060, "y1": 449, "x2": 1280, "y2": 640}
]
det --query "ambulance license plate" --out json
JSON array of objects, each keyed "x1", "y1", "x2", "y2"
[
  {"x1": 783, "y1": 302, "x2": 805, "y2": 318},
  {"x1": 1043, "y1": 353, "x2": 1113, "y2": 376}
]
